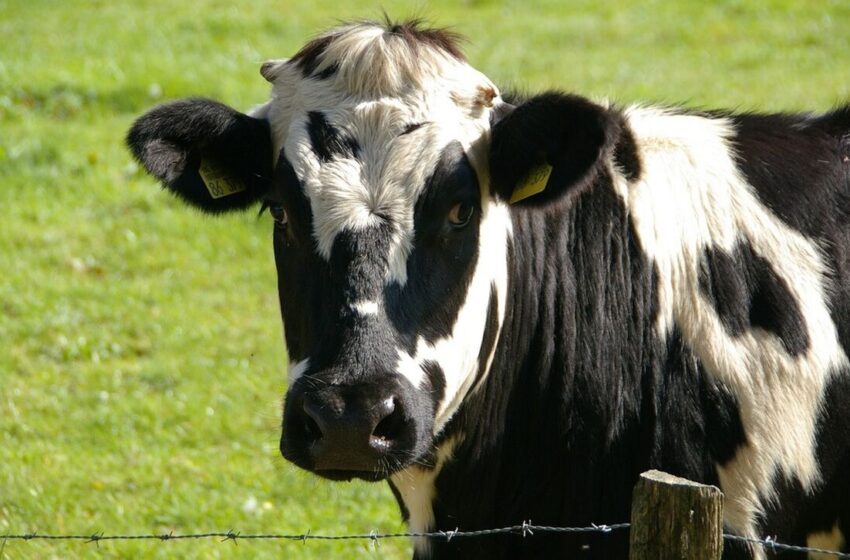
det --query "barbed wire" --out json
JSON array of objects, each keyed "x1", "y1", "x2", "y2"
[
  {"x1": 0, "y1": 522, "x2": 629, "y2": 545},
  {"x1": 2, "y1": 523, "x2": 849, "y2": 557},
  {"x1": 725, "y1": 534, "x2": 850, "y2": 559}
]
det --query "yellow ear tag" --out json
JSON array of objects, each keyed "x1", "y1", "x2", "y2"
[
  {"x1": 199, "y1": 160, "x2": 247, "y2": 199},
  {"x1": 509, "y1": 164, "x2": 552, "y2": 204}
]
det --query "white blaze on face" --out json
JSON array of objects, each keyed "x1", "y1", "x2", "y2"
[{"x1": 615, "y1": 105, "x2": 848, "y2": 550}]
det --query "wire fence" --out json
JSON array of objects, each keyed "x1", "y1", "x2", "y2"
[
  {"x1": 0, "y1": 522, "x2": 624, "y2": 544},
  {"x1": 2, "y1": 523, "x2": 849, "y2": 558}
]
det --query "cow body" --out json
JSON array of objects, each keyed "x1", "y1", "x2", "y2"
[
  {"x1": 397, "y1": 105, "x2": 850, "y2": 559},
  {"x1": 128, "y1": 20, "x2": 850, "y2": 559}
]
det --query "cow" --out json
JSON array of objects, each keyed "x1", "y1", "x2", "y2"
[{"x1": 127, "y1": 19, "x2": 850, "y2": 559}]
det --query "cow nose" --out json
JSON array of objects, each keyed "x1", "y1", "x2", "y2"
[
  {"x1": 295, "y1": 389, "x2": 409, "y2": 475},
  {"x1": 303, "y1": 394, "x2": 398, "y2": 446}
]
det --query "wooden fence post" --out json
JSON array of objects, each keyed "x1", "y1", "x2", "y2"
[{"x1": 629, "y1": 470, "x2": 724, "y2": 560}]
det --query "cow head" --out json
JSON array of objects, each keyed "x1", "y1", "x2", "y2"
[{"x1": 128, "y1": 20, "x2": 617, "y2": 481}]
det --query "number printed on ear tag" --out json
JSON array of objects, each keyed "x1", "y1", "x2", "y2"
[
  {"x1": 199, "y1": 160, "x2": 247, "y2": 199},
  {"x1": 510, "y1": 164, "x2": 552, "y2": 204}
]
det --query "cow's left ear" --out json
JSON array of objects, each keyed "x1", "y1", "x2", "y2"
[
  {"x1": 126, "y1": 98, "x2": 274, "y2": 213},
  {"x1": 489, "y1": 93, "x2": 618, "y2": 206}
]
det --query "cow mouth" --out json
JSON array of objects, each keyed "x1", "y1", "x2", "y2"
[
  {"x1": 280, "y1": 437, "x2": 415, "y2": 482},
  {"x1": 313, "y1": 468, "x2": 391, "y2": 482}
]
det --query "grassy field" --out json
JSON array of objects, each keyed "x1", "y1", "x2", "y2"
[{"x1": 1, "y1": 0, "x2": 848, "y2": 558}]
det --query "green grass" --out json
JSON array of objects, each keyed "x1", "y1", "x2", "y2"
[{"x1": 1, "y1": 0, "x2": 848, "y2": 558}]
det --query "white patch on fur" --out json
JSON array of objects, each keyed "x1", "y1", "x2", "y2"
[
  {"x1": 807, "y1": 524, "x2": 845, "y2": 559},
  {"x1": 287, "y1": 357, "x2": 310, "y2": 384},
  {"x1": 614, "y1": 106, "x2": 848, "y2": 553},
  {"x1": 396, "y1": 347, "x2": 426, "y2": 388},
  {"x1": 391, "y1": 435, "x2": 461, "y2": 556},
  {"x1": 264, "y1": 22, "x2": 497, "y2": 285},
  {"x1": 351, "y1": 300, "x2": 379, "y2": 315}
]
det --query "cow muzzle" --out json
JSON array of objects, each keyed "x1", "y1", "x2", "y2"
[{"x1": 280, "y1": 378, "x2": 421, "y2": 481}]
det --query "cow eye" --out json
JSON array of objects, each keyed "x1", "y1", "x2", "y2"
[
  {"x1": 269, "y1": 204, "x2": 288, "y2": 226},
  {"x1": 448, "y1": 201, "x2": 474, "y2": 228}
]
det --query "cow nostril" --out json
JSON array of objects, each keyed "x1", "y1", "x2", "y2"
[
  {"x1": 371, "y1": 399, "x2": 405, "y2": 448},
  {"x1": 301, "y1": 405, "x2": 323, "y2": 446}
]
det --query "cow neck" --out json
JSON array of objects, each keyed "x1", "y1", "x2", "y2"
[{"x1": 427, "y1": 175, "x2": 661, "y2": 541}]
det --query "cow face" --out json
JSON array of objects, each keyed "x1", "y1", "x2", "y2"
[
  {"x1": 127, "y1": 20, "x2": 617, "y2": 482},
  {"x1": 262, "y1": 23, "x2": 513, "y2": 481}
]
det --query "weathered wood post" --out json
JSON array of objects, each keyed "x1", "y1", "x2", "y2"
[{"x1": 629, "y1": 470, "x2": 724, "y2": 560}]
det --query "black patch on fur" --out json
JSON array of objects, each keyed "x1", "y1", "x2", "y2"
[
  {"x1": 421, "y1": 360, "x2": 446, "y2": 411},
  {"x1": 385, "y1": 141, "x2": 481, "y2": 351},
  {"x1": 809, "y1": 370, "x2": 850, "y2": 553},
  {"x1": 699, "y1": 241, "x2": 809, "y2": 356},
  {"x1": 612, "y1": 122, "x2": 642, "y2": 181},
  {"x1": 489, "y1": 92, "x2": 620, "y2": 206},
  {"x1": 400, "y1": 122, "x2": 424, "y2": 136},
  {"x1": 330, "y1": 223, "x2": 393, "y2": 303},
  {"x1": 290, "y1": 33, "x2": 338, "y2": 78},
  {"x1": 729, "y1": 107, "x2": 850, "y2": 240},
  {"x1": 126, "y1": 98, "x2": 272, "y2": 213},
  {"x1": 412, "y1": 362, "x2": 445, "y2": 473},
  {"x1": 307, "y1": 111, "x2": 359, "y2": 162},
  {"x1": 270, "y1": 154, "x2": 314, "y2": 242},
  {"x1": 699, "y1": 247, "x2": 749, "y2": 336},
  {"x1": 387, "y1": 479, "x2": 410, "y2": 521},
  {"x1": 700, "y1": 376, "x2": 747, "y2": 465},
  {"x1": 314, "y1": 62, "x2": 339, "y2": 80}
]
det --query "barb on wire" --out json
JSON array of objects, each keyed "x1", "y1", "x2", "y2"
[
  {"x1": 520, "y1": 520, "x2": 534, "y2": 538},
  {"x1": 440, "y1": 527, "x2": 460, "y2": 543}
]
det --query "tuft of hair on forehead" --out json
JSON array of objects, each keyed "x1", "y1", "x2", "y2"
[
  {"x1": 382, "y1": 18, "x2": 466, "y2": 61},
  {"x1": 287, "y1": 18, "x2": 469, "y2": 97}
]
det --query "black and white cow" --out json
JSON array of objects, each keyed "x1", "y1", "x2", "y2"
[{"x1": 127, "y1": 20, "x2": 850, "y2": 559}]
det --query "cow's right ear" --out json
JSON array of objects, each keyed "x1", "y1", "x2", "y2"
[
  {"x1": 126, "y1": 98, "x2": 274, "y2": 213},
  {"x1": 489, "y1": 92, "x2": 618, "y2": 206}
]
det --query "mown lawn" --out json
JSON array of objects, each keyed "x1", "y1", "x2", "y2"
[{"x1": 1, "y1": 0, "x2": 848, "y2": 558}]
